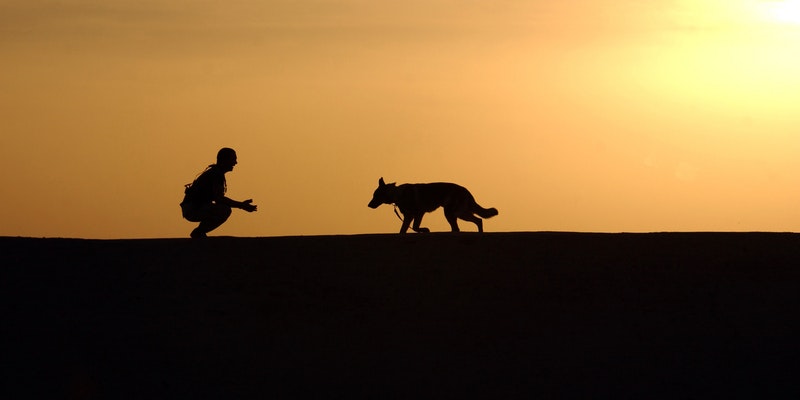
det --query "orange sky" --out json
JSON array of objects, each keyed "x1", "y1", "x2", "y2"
[{"x1": 2, "y1": 0, "x2": 800, "y2": 238}]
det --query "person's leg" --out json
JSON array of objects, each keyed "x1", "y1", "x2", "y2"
[{"x1": 191, "y1": 204, "x2": 232, "y2": 238}]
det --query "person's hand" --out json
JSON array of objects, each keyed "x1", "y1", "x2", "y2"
[{"x1": 241, "y1": 199, "x2": 257, "y2": 212}]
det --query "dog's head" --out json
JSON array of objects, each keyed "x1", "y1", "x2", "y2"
[{"x1": 368, "y1": 177, "x2": 396, "y2": 208}]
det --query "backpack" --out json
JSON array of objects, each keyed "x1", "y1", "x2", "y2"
[
  {"x1": 180, "y1": 165, "x2": 224, "y2": 206},
  {"x1": 180, "y1": 166, "x2": 212, "y2": 207}
]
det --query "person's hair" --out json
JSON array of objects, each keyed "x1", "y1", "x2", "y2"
[{"x1": 216, "y1": 147, "x2": 236, "y2": 164}]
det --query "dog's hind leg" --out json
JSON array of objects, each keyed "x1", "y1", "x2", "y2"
[
  {"x1": 444, "y1": 209, "x2": 461, "y2": 232},
  {"x1": 459, "y1": 213, "x2": 483, "y2": 232}
]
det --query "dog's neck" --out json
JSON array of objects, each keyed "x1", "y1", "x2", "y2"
[{"x1": 386, "y1": 184, "x2": 403, "y2": 204}]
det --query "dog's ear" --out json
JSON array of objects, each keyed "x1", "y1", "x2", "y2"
[{"x1": 379, "y1": 177, "x2": 385, "y2": 187}]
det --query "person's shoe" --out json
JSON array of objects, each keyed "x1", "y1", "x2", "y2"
[{"x1": 190, "y1": 228, "x2": 208, "y2": 239}]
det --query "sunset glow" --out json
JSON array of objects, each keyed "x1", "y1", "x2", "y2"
[
  {"x1": 762, "y1": 0, "x2": 800, "y2": 24},
  {"x1": 1, "y1": 0, "x2": 799, "y2": 238}
]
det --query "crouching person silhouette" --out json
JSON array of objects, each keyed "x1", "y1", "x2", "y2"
[{"x1": 180, "y1": 147, "x2": 257, "y2": 238}]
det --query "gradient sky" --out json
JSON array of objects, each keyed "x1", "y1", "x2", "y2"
[{"x1": 2, "y1": 0, "x2": 800, "y2": 238}]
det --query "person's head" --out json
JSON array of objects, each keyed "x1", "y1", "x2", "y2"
[{"x1": 216, "y1": 147, "x2": 238, "y2": 172}]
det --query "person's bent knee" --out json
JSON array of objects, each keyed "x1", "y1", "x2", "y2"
[
  {"x1": 215, "y1": 204, "x2": 232, "y2": 218},
  {"x1": 208, "y1": 204, "x2": 232, "y2": 223},
  {"x1": 182, "y1": 203, "x2": 230, "y2": 223}
]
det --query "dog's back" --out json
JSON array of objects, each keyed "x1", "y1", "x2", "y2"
[{"x1": 396, "y1": 182, "x2": 471, "y2": 213}]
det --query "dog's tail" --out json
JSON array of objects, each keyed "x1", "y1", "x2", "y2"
[{"x1": 475, "y1": 205, "x2": 499, "y2": 219}]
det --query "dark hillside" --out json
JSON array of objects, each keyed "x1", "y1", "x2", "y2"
[{"x1": 2, "y1": 233, "x2": 799, "y2": 398}]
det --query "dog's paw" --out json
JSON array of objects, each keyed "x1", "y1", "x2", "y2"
[{"x1": 414, "y1": 227, "x2": 431, "y2": 233}]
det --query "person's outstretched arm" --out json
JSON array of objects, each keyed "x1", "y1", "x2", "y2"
[{"x1": 212, "y1": 182, "x2": 257, "y2": 212}]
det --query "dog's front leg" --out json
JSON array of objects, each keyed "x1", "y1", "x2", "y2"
[
  {"x1": 411, "y1": 214, "x2": 430, "y2": 233},
  {"x1": 399, "y1": 214, "x2": 413, "y2": 233}
]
